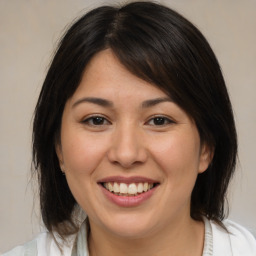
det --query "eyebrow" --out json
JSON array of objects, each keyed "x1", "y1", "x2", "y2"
[
  {"x1": 141, "y1": 97, "x2": 173, "y2": 108},
  {"x1": 72, "y1": 96, "x2": 173, "y2": 108},
  {"x1": 72, "y1": 97, "x2": 114, "y2": 108}
]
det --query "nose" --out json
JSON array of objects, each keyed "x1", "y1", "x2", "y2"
[{"x1": 107, "y1": 123, "x2": 148, "y2": 168}]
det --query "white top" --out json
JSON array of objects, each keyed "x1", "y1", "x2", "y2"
[{"x1": 2, "y1": 218, "x2": 256, "y2": 256}]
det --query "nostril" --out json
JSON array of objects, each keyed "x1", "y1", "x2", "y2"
[{"x1": 107, "y1": 137, "x2": 148, "y2": 168}]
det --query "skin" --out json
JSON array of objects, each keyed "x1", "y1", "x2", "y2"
[{"x1": 56, "y1": 49, "x2": 212, "y2": 256}]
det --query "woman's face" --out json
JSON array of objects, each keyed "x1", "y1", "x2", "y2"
[{"x1": 56, "y1": 49, "x2": 211, "y2": 238}]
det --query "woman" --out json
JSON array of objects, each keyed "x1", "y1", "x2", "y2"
[{"x1": 3, "y1": 1, "x2": 256, "y2": 255}]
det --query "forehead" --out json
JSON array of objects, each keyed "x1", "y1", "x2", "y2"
[{"x1": 70, "y1": 49, "x2": 170, "y2": 103}]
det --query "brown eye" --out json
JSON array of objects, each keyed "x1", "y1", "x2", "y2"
[
  {"x1": 147, "y1": 116, "x2": 174, "y2": 126},
  {"x1": 153, "y1": 117, "x2": 166, "y2": 125},
  {"x1": 82, "y1": 116, "x2": 110, "y2": 126},
  {"x1": 91, "y1": 117, "x2": 105, "y2": 125}
]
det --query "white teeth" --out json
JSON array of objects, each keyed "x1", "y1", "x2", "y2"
[
  {"x1": 137, "y1": 183, "x2": 144, "y2": 193},
  {"x1": 128, "y1": 183, "x2": 137, "y2": 194},
  {"x1": 120, "y1": 183, "x2": 128, "y2": 193},
  {"x1": 113, "y1": 182, "x2": 120, "y2": 193},
  {"x1": 103, "y1": 182, "x2": 154, "y2": 195},
  {"x1": 108, "y1": 183, "x2": 114, "y2": 192}
]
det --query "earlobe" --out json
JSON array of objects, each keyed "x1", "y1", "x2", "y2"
[
  {"x1": 55, "y1": 143, "x2": 65, "y2": 172},
  {"x1": 198, "y1": 144, "x2": 214, "y2": 174}
]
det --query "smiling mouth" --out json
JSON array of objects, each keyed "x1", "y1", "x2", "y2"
[{"x1": 100, "y1": 182, "x2": 159, "y2": 196}]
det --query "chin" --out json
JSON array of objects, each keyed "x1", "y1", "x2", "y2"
[{"x1": 101, "y1": 213, "x2": 158, "y2": 239}]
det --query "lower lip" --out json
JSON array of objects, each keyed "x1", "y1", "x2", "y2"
[{"x1": 100, "y1": 185, "x2": 157, "y2": 207}]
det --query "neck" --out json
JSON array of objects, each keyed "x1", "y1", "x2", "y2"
[{"x1": 88, "y1": 216, "x2": 205, "y2": 256}]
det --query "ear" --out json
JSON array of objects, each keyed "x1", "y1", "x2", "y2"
[
  {"x1": 55, "y1": 142, "x2": 65, "y2": 172},
  {"x1": 198, "y1": 143, "x2": 214, "y2": 174}
]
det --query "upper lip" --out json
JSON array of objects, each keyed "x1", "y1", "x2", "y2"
[{"x1": 97, "y1": 176, "x2": 160, "y2": 184}]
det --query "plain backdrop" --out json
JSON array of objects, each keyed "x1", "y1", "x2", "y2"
[{"x1": 0, "y1": 0, "x2": 256, "y2": 253}]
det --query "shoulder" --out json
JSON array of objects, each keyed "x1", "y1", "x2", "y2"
[
  {"x1": 2, "y1": 236, "x2": 38, "y2": 256},
  {"x1": 210, "y1": 219, "x2": 256, "y2": 256},
  {"x1": 224, "y1": 219, "x2": 256, "y2": 255},
  {"x1": 2, "y1": 232, "x2": 75, "y2": 256}
]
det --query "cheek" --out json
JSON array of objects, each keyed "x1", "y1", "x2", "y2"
[
  {"x1": 149, "y1": 131, "x2": 201, "y2": 185},
  {"x1": 61, "y1": 130, "x2": 109, "y2": 175},
  {"x1": 60, "y1": 131, "x2": 110, "y2": 211}
]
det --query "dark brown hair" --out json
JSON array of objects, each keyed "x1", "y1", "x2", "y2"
[{"x1": 33, "y1": 1, "x2": 237, "y2": 237}]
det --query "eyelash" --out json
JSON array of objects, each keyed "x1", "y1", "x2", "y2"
[
  {"x1": 81, "y1": 115, "x2": 174, "y2": 127},
  {"x1": 81, "y1": 115, "x2": 111, "y2": 126},
  {"x1": 146, "y1": 116, "x2": 175, "y2": 126}
]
